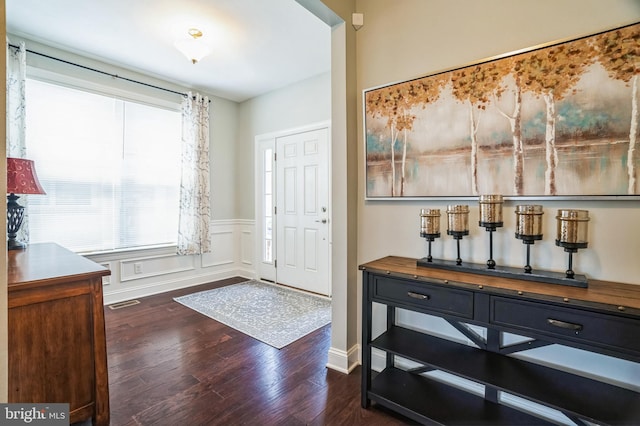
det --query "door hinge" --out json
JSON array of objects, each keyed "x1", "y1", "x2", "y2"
[
  {"x1": 274, "y1": 152, "x2": 277, "y2": 161},
  {"x1": 274, "y1": 206, "x2": 277, "y2": 214},
  {"x1": 274, "y1": 259, "x2": 277, "y2": 268}
]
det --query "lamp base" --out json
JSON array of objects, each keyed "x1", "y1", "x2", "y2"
[
  {"x1": 8, "y1": 238, "x2": 27, "y2": 250},
  {"x1": 7, "y1": 193, "x2": 27, "y2": 250},
  {"x1": 416, "y1": 257, "x2": 588, "y2": 288}
]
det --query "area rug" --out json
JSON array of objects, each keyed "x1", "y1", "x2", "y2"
[{"x1": 173, "y1": 280, "x2": 331, "y2": 349}]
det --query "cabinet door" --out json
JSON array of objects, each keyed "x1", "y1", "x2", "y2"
[{"x1": 9, "y1": 290, "x2": 95, "y2": 411}]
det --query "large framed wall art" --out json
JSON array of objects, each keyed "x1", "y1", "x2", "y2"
[{"x1": 364, "y1": 22, "x2": 640, "y2": 199}]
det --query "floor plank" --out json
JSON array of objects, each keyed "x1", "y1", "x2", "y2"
[{"x1": 104, "y1": 277, "x2": 413, "y2": 425}]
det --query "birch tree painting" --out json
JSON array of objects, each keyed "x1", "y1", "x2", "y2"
[
  {"x1": 594, "y1": 25, "x2": 639, "y2": 194},
  {"x1": 364, "y1": 23, "x2": 640, "y2": 198}
]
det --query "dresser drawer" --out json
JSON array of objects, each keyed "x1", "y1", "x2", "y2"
[
  {"x1": 372, "y1": 275, "x2": 474, "y2": 319},
  {"x1": 491, "y1": 297, "x2": 640, "y2": 355}
]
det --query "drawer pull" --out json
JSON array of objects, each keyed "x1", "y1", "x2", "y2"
[
  {"x1": 547, "y1": 318, "x2": 583, "y2": 331},
  {"x1": 407, "y1": 291, "x2": 430, "y2": 300}
]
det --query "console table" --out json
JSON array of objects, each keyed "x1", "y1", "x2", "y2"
[
  {"x1": 360, "y1": 256, "x2": 640, "y2": 425},
  {"x1": 8, "y1": 243, "x2": 111, "y2": 426}
]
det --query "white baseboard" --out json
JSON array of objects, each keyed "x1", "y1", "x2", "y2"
[
  {"x1": 326, "y1": 344, "x2": 359, "y2": 374},
  {"x1": 234, "y1": 266, "x2": 256, "y2": 281}
]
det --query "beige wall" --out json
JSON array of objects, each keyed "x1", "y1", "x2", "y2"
[
  {"x1": 356, "y1": 0, "x2": 640, "y2": 285},
  {"x1": 309, "y1": 0, "x2": 360, "y2": 371},
  {"x1": 210, "y1": 96, "x2": 239, "y2": 220},
  {"x1": 350, "y1": 0, "x2": 640, "y2": 409}
]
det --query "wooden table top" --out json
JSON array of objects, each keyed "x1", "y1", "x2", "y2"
[
  {"x1": 360, "y1": 256, "x2": 640, "y2": 316},
  {"x1": 8, "y1": 242, "x2": 110, "y2": 289}
]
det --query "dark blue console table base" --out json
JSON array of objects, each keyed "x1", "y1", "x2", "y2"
[{"x1": 360, "y1": 256, "x2": 640, "y2": 425}]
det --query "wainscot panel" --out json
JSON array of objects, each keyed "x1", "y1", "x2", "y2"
[
  {"x1": 88, "y1": 220, "x2": 256, "y2": 305},
  {"x1": 120, "y1": 253, "x2": 195, "y2": 282}
]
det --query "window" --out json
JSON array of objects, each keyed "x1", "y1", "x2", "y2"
[
  {"x1": 26, "y1": 78, "x2": 182, "y2": 253},
  {"x1": 263, "y1": 147, "x2": 274, "y2": 263}
]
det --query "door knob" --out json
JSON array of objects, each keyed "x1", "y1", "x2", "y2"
[{"x1": 315, "y1": 219, "x2": 327, "y2": 224}]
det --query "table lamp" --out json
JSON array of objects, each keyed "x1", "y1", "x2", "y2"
[{"x1": 6, "y1": 157, "x2": 46, "y2": 250}]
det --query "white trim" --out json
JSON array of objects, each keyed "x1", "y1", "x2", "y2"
[
  {"x1": 255, "y1": 120, "x2": 331, "y2": 142},
  {"x1": 211, "y1": 219, "x2": 253, "y2": 226},
  {"x1": 82, "y1": 244, "x2": 178, "y2": 261},
  {"x1": 205, "y1": 229, "x2": 235, "y2": 267},
  {"x1": 204, "y1": 259, "x2": 234, "y2": 267},
  {"x1": 326, "y1": 344, "x2": 359, "y2": 374},
  {"x1": 240, "y1": 230, "x2": 253, "y2": 265},
  {"x1": 98, "y1": 262, "x2": 111, "y2": 286},
  {"x1": 120, "y1": 253, "x2": 195, "y2": 282},
  {"x1": 95, "y1": 219, "x2": 256, "y2": 305}
]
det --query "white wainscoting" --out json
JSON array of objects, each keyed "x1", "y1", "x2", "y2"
[{"x1": 88, "y1": 220, "x2": 256, "y2": 305}]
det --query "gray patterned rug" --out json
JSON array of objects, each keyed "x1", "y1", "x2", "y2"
[{"x1": 173, "y1": 280, "x2": 331, "y2": 349}]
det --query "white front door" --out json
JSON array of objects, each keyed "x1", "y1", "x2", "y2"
[{"x1": 276, "y1": 128, "x2": 330, "y2": 295}]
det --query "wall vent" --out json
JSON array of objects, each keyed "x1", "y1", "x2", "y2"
[{"x1": 108, "y1": 300, "x2": 140, "y2": 310}]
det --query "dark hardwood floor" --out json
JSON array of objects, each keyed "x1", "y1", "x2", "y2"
[{"x1": 104, "y1": 277, "x2": 413, "y2": 425}]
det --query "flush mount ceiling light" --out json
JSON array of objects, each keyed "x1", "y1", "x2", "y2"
[{"x1": 174, "y1": 28, "x2": 212, "y2": 64}]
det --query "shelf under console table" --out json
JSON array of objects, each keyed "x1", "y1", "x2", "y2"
[{"x1": 360, "y1": 256, "x2": 640, "y2": 425}]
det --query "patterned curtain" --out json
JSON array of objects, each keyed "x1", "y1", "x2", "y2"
[
  {"x1": 6, "y1": 40, "x2": 30, "y2": 243},
  {"x1": 177, "y1": 92, "x2": 211, "y2": 255}
]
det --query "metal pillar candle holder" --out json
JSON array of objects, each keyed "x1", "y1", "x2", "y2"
[
  {"x1": 420, "y1": 208, "x2": 441, "y2": 262},
  {"x1": 515, "y1": 205, "x2": 544, "y2": 274},
  {"x1": 478, "y1": 195, "x2": 503, "y2": 269},
  {"x1": 556, "y1": 209, "x2": 589, "y2": 281},
  {"x1": 416, "y1": 204, "x2": 589, "y2": 288},
  {"x1": 446, "y1": 205, "x2": 469, "y2": 265}
]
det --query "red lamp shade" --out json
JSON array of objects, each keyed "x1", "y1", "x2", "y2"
[{"x1": 6, "y1": 157, "x2": 46, "y2": 195}]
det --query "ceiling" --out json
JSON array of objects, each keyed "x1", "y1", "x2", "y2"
[{"x1": 6, "y1": 0, "x2": 332, "y2": 102}]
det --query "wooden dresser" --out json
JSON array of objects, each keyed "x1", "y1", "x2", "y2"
[
  {"x1": 360, "y1": 256, "x2": 640, "y2": 425},
  {"x1": 8, "y1": 243, "x2": 111, "y2": 426}
]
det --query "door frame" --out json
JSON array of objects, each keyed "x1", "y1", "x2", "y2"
[{"x1": 254, "y1": 121, "x2": 332, "y2": 292}]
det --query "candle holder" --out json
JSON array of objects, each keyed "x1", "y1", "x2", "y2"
[
  {"x1": 478, "y1": 195, "x2": 503, "y2": 269},
  {"x1": 447, "y1": 205, "x2": 469, "y2": 265},
  {"x1": 555, "y1": 209, "x2": 589, "y2": 280},
  {"x1": 417, "y1": 203, "x2": 587, "y2": 288},
  {"x1": 515, "y1": 205, "x2": 544, "y2": 274},
  {"x1": 420, "y1": 208, "x2": 441, "y2": 262}
]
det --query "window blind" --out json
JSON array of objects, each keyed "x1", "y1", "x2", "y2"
[{"x1": 25, "y1": 78, "x2": 182, "y2": 253}]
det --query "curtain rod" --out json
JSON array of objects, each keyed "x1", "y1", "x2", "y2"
[{"x1": 8, "y1": 43, "x2": 190, "y2": 98}]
